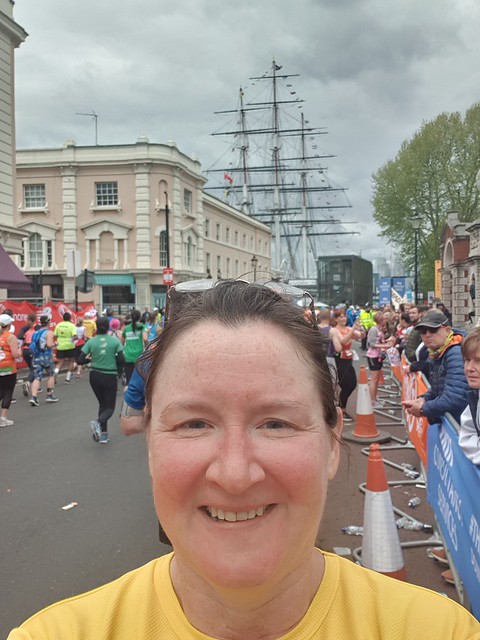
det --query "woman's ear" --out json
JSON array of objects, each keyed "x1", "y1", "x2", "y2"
[{"x1": 327, "y1": 407, "x2": 343, "y2": 480}]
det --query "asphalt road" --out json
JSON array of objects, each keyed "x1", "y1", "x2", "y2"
[{"x1": 0, "y1": 366, "x2": 463, "y2": 637}]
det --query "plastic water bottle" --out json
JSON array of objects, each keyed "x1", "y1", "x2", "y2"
[
  {"x1": 408, "y1": 497, "x2": 421, "y2": 508},
  {"x1": 403, "y1": 468, "x2": 420, "y2": 479},
  {"x1": 341, "y1": 525, "x2": 364, "y2": 536}
]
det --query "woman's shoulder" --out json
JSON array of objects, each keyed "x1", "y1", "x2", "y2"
[
  {"x1": 9, "y1": 556, "x2": 172, "y2": 639},
  {"x1": 319, "y1": 552, "x2": 479, "y2": 636}
]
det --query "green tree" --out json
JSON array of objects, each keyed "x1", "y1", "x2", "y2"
[{"x1": 372, "y1": 103, "x2": 480, "y2": 291}]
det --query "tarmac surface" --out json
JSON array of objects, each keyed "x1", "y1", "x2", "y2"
[{"x1": 0, "y1": 363, "x2": 464, "y2": 637}]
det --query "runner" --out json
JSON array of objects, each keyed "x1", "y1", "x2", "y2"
[
  {"x1": 17, "y1": 312, "x2": 39, "y2": 398},
  {"x1": 121, "y1": 309, "x2": 144, "y2": 386},
  {"x1": 29, "y1": 316, "x2": 58, "y2": 407},
  {"x1": 0, "y1": 313, "x2": 21, "y2": 427},
  {"x1": 54, "y1": 312, "x2": 77, "y2": 383},
  {"x1": 77, "y1": 317, "x2": 124, "y2": 444}
]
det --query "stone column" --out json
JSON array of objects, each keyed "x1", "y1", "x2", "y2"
[
  {"x1": 134, "y1": 164, "x2": 152, "y2": 269},
  {"x1": 61, "y1": 166, "x2": 78, "y2": 303}
]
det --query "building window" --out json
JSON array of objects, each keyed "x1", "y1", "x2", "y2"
[
  {"x1": 217, "y1": 255, "x2": 222, "y2": 278},
  {"x1": 226, "y1": 257, "x2": 231, "y2": 277},
  {"x1": 234, "y1": 230, "x2": 238, "y2": 246},
  {"x1": 206, "y1": 253, "x2": 211, "y2": 270},
  {"x1": 243, "y1": 233, "x2": 247, "y2": 248},
  {"x1": 185, "y1": 237, "x2": 193, "y2": 267},
  {"x1": 29, "y1": 233, "x2": 43, "y2": 268},
  {"x1": 205, "y1": 218, "x2": 210, "y2": 238},
  {"x1": 216, "y1": 223, "x2": 221, "y2": 241},
  {"x1": 159, "y1": 230, "x2": 168, "y2": 267},
  {"x1": 95, "y1": 182, "x2": 118, "y2": 207},
  {"x1": 46, "y1": 240, "x2": 53, "y2": 267},
  {"x1": 226, "y1": 227, "x2": 230, "y2": 244},
  {"x1": 235, "y1": 259, "x2": 239, "y2": 277},
  {"x1": 24, "y1": 184, "x2": 46, "y2": 208},
  {"x1": 184, "y1": 189, "x2": 192, "y2": 213}
]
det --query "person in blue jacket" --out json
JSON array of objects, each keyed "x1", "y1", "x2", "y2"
[{"x1": 402, "y1": 309, "x2": 469, "y2": 424}]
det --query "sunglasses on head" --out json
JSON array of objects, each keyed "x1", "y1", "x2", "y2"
[
  {"x1": 166, "y1": 277, "x2": 317, "y2": 327},
  {"x1": 418, "y1": 326, "x2": 443, "y2": 335}
]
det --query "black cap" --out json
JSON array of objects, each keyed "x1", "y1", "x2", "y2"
[{"x1": 416, "y1": 309, "x2": 449, "y2": 329}]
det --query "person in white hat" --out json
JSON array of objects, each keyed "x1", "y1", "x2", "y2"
[{"x1": 0, "y1": 313, "x2": 21, "y2": 427}]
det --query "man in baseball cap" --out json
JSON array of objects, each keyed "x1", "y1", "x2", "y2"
[{"x1": 402, "y1": 308, "x2": 469, "y2": 424}]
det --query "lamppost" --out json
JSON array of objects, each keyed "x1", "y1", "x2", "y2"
[
  {"x1": 412, "y1": 214, "x2": 422, "y2": 304},
  {"x1": 251, "y1": 254, "x2": 258, "y2": 280}
]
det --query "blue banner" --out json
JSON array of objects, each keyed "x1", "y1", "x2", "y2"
[
  {"x1": 427, "y1": 418, "x2": 480, "y2": 619},
  {"x1": 378, "y1": 277, "x2": 391, "y2": 306}
]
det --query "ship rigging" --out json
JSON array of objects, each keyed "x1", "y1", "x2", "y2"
[{"x1": 206, "y1": 60, "x2": 357, "y2": 280}]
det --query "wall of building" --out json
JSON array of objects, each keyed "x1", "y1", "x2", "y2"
[{"x1": 14, "y1": 140, "x2": 271, "y2": 310}]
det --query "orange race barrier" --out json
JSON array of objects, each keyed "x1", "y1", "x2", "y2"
[
  {"x1": 343, "y1": 366, "x2": 391, "y2": 444},
  {"x1": 400, "y1": 355, "x2": 429, "y2": 467},
  {"x1": 361, "y1": 444, "x2": 407, "y2": 580}
]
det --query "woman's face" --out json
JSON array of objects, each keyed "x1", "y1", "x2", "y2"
[
  {"x1": 336, "y1": 313, "x2": 347, "y2": 325},
  {"x1": 148, "y1": 320, "x2": 342, "y2": 590}
]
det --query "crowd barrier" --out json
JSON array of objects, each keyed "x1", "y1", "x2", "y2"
[{"x1": 396, "y1": 356, "x2": 480, "y2": 618}]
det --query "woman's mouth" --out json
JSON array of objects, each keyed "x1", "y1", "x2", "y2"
[{"x1": 205, "y1": 505, "x2": 271, "y2": 522}]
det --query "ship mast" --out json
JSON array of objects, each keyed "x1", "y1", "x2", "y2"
[{"x1": 207, "y1": 59, "x2": 356, "y2": 279}]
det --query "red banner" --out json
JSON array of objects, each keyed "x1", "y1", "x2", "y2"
[{"x1": 0, "y1": 300, "x2": 95, "y2": 368}]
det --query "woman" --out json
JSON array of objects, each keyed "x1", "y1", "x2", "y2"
[
  {"x1": 121, "y1": 309, "x2": 144, "y2": 386},
  {"x1": 366, "y1": 311, "x2": 393, "y2": 407},
  {"x1": 78, "y1": 317, "x2": 124, "y2": 444},
  {"x1": 0, "y1": 314, "x2": 21, "y2": 427},
  {"x1": 330, "y1": 309, "x2": 363, "y2": 422},
  {"x1": 7, "y1": 282, "x2": 479, "y2": 638}
]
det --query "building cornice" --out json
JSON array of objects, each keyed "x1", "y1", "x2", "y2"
[{"x1": 0, "y1": 8, "x2": 28, "y2": 46}]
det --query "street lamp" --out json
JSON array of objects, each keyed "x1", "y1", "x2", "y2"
[
  {"x1": 411, "y1": 214, "x2": 422, "y2": 304},
  {"x1": 251, "y1": 254, "x2": 258, "y2": 280}
]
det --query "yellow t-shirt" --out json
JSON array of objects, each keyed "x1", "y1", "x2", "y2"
[{"x1": 8, "y1": 551, "x2": 480, "y2": 639}]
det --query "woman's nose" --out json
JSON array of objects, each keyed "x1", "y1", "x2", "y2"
[{"x1": 205, "y1": 427, "x2": 265, "y2": 494}]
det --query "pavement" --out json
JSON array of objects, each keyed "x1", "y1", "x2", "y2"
[{"x1": 0, "y1": 366, "x2": 464, "y2": 636}]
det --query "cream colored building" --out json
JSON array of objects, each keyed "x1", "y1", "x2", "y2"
[
  {"x1": 0, "y1": 0, "x2": 27, "y2": 254},
  {"x1": 14, "y1": 139, "x2": 271, "y2": 310}
]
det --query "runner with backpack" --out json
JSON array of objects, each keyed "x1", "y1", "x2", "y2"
[
  {"x1": 29, "y1": 315, "x2": 59, "y2": 407},
  {"x1": 17, "y1": 312, "x2": 40, "y2": 398}
]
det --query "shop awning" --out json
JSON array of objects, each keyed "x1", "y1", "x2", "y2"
[
  {"x1": 0, "y1": 245, "x2": 32, "y2": 290},
  {"x1": 95, "y1": 274, "x2": 136, "y2": 286}
]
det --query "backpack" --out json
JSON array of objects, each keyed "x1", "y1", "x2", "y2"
[{"x1": 30, "y1": 328, "x2": 49, "y2": 356}]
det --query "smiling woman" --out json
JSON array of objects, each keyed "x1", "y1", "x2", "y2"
[{"x1": 7, "y1": 282, "x2": 480, "y2": 639}]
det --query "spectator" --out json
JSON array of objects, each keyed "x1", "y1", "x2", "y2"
[
  {"x1": 330, "y1": 309, "x2": 363, "y2": 422},
  {"x1": 402, "y1": 309, "x2": 469, "y2": 424},
  {"x1": 458, "y1": 328, "x2": 480, "y2": 465},
  {"x1": 366, "y1": 312, "x2": 393, "y2": 407},
  {"x1": 436, "y1": 302, "x2": 452, "y2": 326},
  {"x1": 404, "y1": 305, "x2": 428, "y2": 363}
]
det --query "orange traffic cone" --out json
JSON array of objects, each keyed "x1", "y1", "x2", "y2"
[
  {"x1": 361, "y1": 444, "x2": 407, "y2": 580},
  {"x1": 378, "y1": 368, "x2": 385, "y2": 386},
  {"x1": 343, "y1": 366, "x2": 391, "y2": 443}
]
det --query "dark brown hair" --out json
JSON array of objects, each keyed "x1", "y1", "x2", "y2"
[{"x1": 143, "y1": 280, "x2": 337, "y2": 430}]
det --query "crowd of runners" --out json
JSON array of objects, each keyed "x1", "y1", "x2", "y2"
[{"x1": 0, "y1": 305, "x2": 165, "y2": 439}]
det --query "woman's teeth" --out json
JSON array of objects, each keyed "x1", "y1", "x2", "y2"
[{"x1": 207, "y1": 506, "x2": 266, "y2": 521}]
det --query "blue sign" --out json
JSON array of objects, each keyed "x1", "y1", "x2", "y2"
[
  {"x1": 427, "y1": 418, "x2": 480, "y2": 619},
  {"x1": 378, "y1": 277, "x2": 391, "y2": 306}
]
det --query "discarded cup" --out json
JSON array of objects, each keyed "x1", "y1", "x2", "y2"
[
  {"x1": 341, "y1": 525, "x2": 364, "y2": 536},
  {"x1": 333, "y1": 546, "x2": 352, "y2": 557}
]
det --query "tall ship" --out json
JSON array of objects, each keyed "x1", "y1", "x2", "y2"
[{"x1": 205, "y1": 60, "x2": 355, "y2": 281}]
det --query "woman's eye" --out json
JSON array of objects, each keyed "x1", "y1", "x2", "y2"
[
  {"x1": 264, "y1": 420, "x2": 289, "y2": 430},
  {"x1": 181, "y1": 420, "x2": 208, "y2": 430}
]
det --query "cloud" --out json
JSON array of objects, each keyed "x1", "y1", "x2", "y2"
[{"x1": 12, "y1": 0, "x2": 480, "y2": 267}]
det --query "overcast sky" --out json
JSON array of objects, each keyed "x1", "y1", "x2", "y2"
[{"x1": 12, "y1": 0, "x2": 480, "y2": 265}]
